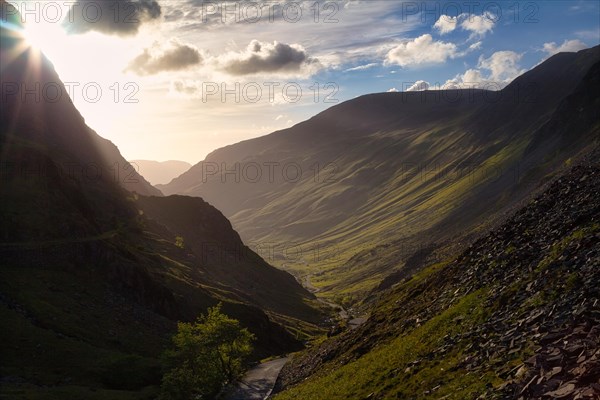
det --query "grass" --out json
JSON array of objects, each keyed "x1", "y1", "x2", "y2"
[
  {"x1": 274, "y1": 289, "x2": 501, "y2": 400},
  {"x1": 536, "y1": 223, "x2": 599, "y2": 272},
  {"x1": 0, "y1": 263, "x2": 168, "y2": 398},
  {"x1": 252, "y1": 132, "x2": 534, "y2": 304}
]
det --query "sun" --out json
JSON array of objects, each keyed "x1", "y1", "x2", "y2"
[
  {"x1": 20, "y1": 15, "x2": 145, "y2": 134},
  {"x1": 23, "y1": 18, "x2": 69, "y2": 62}
]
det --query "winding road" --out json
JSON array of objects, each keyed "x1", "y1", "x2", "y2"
[{"x1": 222, "y1": 357, "x2": 289, "y2": 400}]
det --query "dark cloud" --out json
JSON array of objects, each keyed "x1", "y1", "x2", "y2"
[
  {"x1": 63, "y1": 0, "x2": 161, "y2": 36},
  {"x1": 163, "y1": 9, "x2": 184, "y2": 22},
  {"x1": 221, "y1": 40, "x2": 316, "y2": 76},
  {"x1": 126, "y1": 40, "x2": 202, "y2": 75}
]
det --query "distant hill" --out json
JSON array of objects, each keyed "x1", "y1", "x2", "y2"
[
  {"x1": 130, "y1": 160, "x2": 192, "y2": 185},
  {"x1": 160, "y1": 46, "x2": 600, "y2": 304}
]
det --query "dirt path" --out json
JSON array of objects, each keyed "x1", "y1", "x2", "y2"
[{"x1": 222, "y1": 357, "x2": 289, "y2": 400}]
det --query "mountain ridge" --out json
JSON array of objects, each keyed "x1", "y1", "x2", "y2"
[{"x1": 159, "y1": 45, "x2": 600, "y2": 304}]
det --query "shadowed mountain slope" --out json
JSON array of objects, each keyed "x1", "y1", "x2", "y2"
[
  {"x1": 0, "y1": 9, "x2": 322, "y2": 398},
  {"x1": 135, "y1": 195, "x2": 322, "y2": 323}
]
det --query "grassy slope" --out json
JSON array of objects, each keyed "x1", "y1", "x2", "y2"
[
  {"x1": 273, "y1": 149, "x2": 600, "y2": 400},
  {"x1": 161, "y1": 47, "x2": 599, "y2": 304}
]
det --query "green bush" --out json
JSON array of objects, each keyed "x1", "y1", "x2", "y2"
[{"x1": 159, "y1": 304, "x2": 255, "y2": 400}]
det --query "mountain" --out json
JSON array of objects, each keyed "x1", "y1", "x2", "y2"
[
  {"x1": 272, "y1": 146, "x2": 600, "y2": 399},
  {"x1": 135, "y1": 194, "x2": 322, "y2": 323},
  {"x1": 272, "y1": 47, "x2": 600, "y2": 399},
  {"x1": 129, "y1": 160, "x2": 191, "y2": 185},
  {"x1": 0, "y1": 17, "x2": 160, "y2": 197},
  {"x1": 0, "y1": 8, "x2": 322, "y2": 398},
  {"x1": 159, "y1": 46, "x2": 600, "y2": 305}
]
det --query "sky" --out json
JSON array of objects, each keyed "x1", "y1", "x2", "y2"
[{"x1": 8, "y1": 0, "x2": 600, "y2": 163}]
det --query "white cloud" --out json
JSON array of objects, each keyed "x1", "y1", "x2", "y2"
[
  {"x1": 345, "y1": 63, "x2": 379, "y2": 72},
  {"x1": 433, "y1": 15, "x2": 458, "y2": 34},
  {"x1": 460, "y1": 12, "x2": 496, "y2": 37},
  {"x1": 469, "y1": 41, "x2": 483, "y2": 51},
  {"x1": 406, "y1": 80, "x2": 430, "y2": 92},
  {"x1": 434, "y1": 13, "x2": 496, "y2": 38},
  {"x1": 442, "y1": 51, "x2": 525, "y2": 90},
  {"x1": 385, "y1": 34, "x2": 457, "y2": 67},
  {"x1": 543, "y1": 39, "x2": 588, "y2": 56},
  {"x1": 163, "y1": 1, "x2": 421, "y2": 71},
  {"x1": 479, "y1": 51, "x2": 524, "y2": 81},
  {"x1": 387, "y1": 88, "x2": 399, "y2": 92}
]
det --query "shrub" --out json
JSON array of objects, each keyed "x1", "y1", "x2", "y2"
[{"x1": 159, "y1": 304, "x2": 255, "y2": 400}]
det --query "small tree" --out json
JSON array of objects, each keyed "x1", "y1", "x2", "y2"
[{"x1": 159, "y1": 304, "x2": 255, "y2": 400}]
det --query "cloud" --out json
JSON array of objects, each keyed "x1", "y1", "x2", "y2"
[
  {"x1": 63, "y1": 0, "x2": 161, "y2": 36},
  {"x1": 575, "y1": 29, "x2": 600, "y2": 41},
  {"x1": 442, "y1": 51, "x2": 525, "y2": 90},
  {"x1": 387, "y1": 88, "x2": 399, "y2": 92},
  {"x1": 385, "y1": 34, "x2": 457, "y2": 67},
  {"x1": 469, "y1": 41, "x2": 483, "y2": 51},
  {"x1": 460, "y1": 12, "x2": 496, "y2": 37},
  {"x1": 345, "y1": 63, "x2": 379, "y2": 72},
  {"x1": 543, "y1": 39, "x2": 588, "y2": 56},
  {"x1": 171, "y1": 80, "x2": 201, "y2": 96},
  {"x1": 217, "y1": 40, "x2": 321, "y2": 76},
  {"x1": 126, "y1": 39, "x2": 202, "y2": 75},
  {"x1": 433, "y1": 15, "x2": 458, "y2": 34},
  {"x1": 406, "y1": 80, "x2": 430, "y2": 92},
  {"x1": 433, "y1": 12, "x2": 496, "y2": 37},
  {"x1": 478, "y1": 51, "x2": 524, "y2": 81}
]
